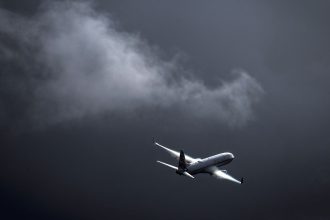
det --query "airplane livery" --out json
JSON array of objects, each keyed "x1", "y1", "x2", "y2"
[{"x1": 155, "y1": 142, "x2": 243, "y2": 184}]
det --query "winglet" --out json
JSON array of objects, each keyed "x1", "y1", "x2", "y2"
[{"x1": 240, "y1": 177, "x2": 244, "y2": 184}]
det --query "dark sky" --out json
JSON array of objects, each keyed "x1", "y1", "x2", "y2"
[{"x1": 1, "y1": 1, "x2": 330, "y2": 219}]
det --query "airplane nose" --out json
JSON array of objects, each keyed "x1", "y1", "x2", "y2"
[{"x1": 228, "y1": 153, "x2": 234, "y2": 159}]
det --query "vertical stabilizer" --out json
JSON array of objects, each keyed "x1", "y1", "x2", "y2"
[{"x1": 178, "y1": 150, "x2": 187, "y2": 171}]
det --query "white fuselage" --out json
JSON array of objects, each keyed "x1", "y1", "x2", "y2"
[
  {"x1": 187, "y1": 153, "x2": 234, "y2": 174},
  {"x1": 155, "y1": 142, "x2": 242, "y2": 184}
]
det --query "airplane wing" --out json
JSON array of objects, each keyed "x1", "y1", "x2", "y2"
[
  {"x1": 154, "y1": 142, "x2": 197, "y2": 164},
  {"x1": 206, "y1": 166, "x2": 243, "y2": 184}
]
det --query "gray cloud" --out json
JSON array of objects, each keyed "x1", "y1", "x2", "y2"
[{"x1": 0, "y1": 1, "x2": 263, "y2": 128}]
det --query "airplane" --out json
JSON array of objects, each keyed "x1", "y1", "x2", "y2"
[{"x1": 155, "y1": 141, "x2": 243, "y2": 184}]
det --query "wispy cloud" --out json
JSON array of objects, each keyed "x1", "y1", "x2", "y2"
[{"x1": 0, "y1": 1, "x2": 263, "y2": 129}]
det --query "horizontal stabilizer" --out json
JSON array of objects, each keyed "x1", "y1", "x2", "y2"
[
  {"x1": 156, "y1": 161, "x2": 194, "y2": 179},
  {"x1": 155, "y1": 142, "x2": 179, "y2": 159},
  {"x1": 183, "y1": 171, "x2": 195, "y2": 179},
  {"x1": 154, "y1": 142, "x2": 196, "y2": 163},
  {"x1": 156, "y1": 161, "x2": 177, "y2": 170}
]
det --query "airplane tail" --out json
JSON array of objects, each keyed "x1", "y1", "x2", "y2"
[
  {"x1": 157, "y1": 150, "x2": 194, "y2": 179},
  {"x1": 178, "y1": 150, "x2": 187, "y2": 171},
  {"x1": 156, "y1": 160, "x2": 194, "y2": 179}
]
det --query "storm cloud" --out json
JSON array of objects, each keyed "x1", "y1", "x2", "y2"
[
  {"x1": 2, "y1": 1, "x2": 330, "y2": 220},
  {"x1": 0, "y1": 1, "x2": 263, "y2": 128}
]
